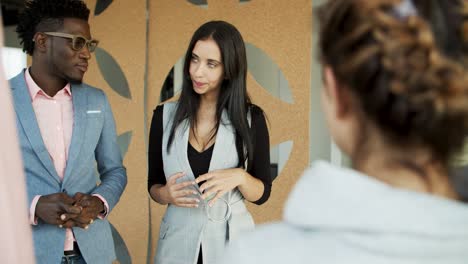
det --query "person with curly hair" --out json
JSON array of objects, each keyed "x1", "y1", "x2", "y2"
[
  {"x1": 223, "y1": 0, "x2": 468, "y2": 263},
  {"x1": 11, "y1": 0, "x2": 127, "y2": 263}
]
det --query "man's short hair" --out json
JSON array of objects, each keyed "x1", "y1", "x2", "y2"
[{"x1": 16, "y1": 0, "x2": 90, "y2": 55}]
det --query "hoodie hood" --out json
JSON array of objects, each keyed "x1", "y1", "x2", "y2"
[{"x1": 283, "y1": 161, "x2": 468, "y2": 259}]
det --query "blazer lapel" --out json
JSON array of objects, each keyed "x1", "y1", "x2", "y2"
[
  {"x1": 208, "y1": 110, "x2": 234, "y2": 172},
  {"x1": 174, "y1": 110, "x2": 235, "y2": 180},
  {"x1": 10, "y1": 72, "x2": 61, "y2": 184},
  {"x1": 62, "y1": 84, "x2": 87, "y2": 184},
  {"x1": 176, "y1": 120, "x2": 196, "y2": 181}
]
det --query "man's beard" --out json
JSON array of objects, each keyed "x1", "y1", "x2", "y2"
[
  {"x1": 65, "y1": 73, "x2": 83, "y2": 85},
  {"x1": 67, "y1": 77, "x2": 83, "y2": 85},
  {"x1": 49, "y1": 63, "x2": 83, "y2": 85}
]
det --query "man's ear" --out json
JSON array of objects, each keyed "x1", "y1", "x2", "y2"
[
  {"x1": 32, "y1": 32, "x2": 48, "y2": 53},
  {"x1": 323, "y1": 66, "x2": 352, "y2": 119}
]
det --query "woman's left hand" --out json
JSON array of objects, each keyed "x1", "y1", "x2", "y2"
[{"x1": 195, "y1": 168, "x2": 246, "y2": 207}]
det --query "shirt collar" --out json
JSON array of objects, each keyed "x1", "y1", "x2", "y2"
[{"x1": 24, "y1": 68, "x2": 72, "y2": 101}]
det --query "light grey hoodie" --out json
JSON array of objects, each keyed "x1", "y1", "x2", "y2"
[{"x1": 223, "y1": 161, "x2": 468, "y2": 264}]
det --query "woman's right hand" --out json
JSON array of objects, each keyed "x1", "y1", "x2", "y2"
[{"x1": 162, "y1": 172, "x2": 200, "y2": 208}]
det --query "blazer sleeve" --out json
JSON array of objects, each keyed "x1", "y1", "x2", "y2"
[{"x1": 91, "y1": 90, "x2": 127, "y2": 212}]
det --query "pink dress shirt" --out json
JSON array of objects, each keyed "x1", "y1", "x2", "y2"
[{"x1": 25, "y1": 69, "x2": 108, "y2": 252}]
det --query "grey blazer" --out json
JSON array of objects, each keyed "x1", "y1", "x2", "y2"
[
  {"x1": 10, "y1": 71, "x2": 127, "y2": 264},
  {"x1": 154, "y1": 102, "x2": 254, "y2": 264}
]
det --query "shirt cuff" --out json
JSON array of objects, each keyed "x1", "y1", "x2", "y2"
[
  {"x1": 30, "y1": 195, "x2": 41, "y2": 225},
  {"x1": 92, "y1": 194, "x2": 109, "y2": 219}
]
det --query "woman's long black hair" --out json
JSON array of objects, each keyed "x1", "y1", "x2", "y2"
[{"x1": 167, "y1": 20, "x2": 254, "y2": 169}]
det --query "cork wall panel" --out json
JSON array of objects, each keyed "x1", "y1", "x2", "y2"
[
  {"x1": 148, "y1": 0, "x2": 312, "y2": 258},
  {"x1": 83, "y1": 1, "x2": 148, "y2": 263}
]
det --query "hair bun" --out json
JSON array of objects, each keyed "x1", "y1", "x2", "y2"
[{"x1": 318, "y1": 0, "x2": 468, "y2": 163}]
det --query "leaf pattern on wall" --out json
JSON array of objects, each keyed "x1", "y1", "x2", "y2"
[
  {"x1": 187, "y1": 0, "x2": 250, "y2": 6},
  {"x1": 187, "y1": 0, "x2": 207, "y2": 5},
  {"x1": 95, "y1": 47, "x2": 132, "y2": 99},
  {"x1": 117, "y1": 131, "x2": 133, "y2": 158},
  {"x1": 270, "y1": 140, "x2": 293, "y2": 181},
  {"x1": 95, "y1": 0, "x2": 113, "y2": 16},
  {"x1": 246, "y1": 43, "x2": 294, "y2": 104},
  {"x1": 110, "y1": 223, "x2": 132, "y2": 264}
]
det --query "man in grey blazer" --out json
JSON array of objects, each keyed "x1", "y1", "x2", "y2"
[{"x1": 10, "y1": 0, "x2": 127, "y2": 263}]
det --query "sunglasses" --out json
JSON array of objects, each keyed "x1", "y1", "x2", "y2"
[{"x1": 43, "y1": 32, "x2": 99, "y2": 52}]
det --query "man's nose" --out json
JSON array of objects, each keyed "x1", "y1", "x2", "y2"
[{"x1": 79, "y1": 45, "x2": 91, "y2": 60}]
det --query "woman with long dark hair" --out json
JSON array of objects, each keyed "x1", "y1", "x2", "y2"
[
  {"x1": 223, "y1": 0, "x2": 468, "y2": 263},
  {"x1": 148, "y1": 20, "x2": 272, "y2": 264}
]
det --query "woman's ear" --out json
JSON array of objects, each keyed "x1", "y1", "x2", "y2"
[
  {"x1": 322, "y1": 66, "x2": 359, "y2": 157},
  {"x1": 323, "y1": 66, "x2": 351, "y2": 119}
]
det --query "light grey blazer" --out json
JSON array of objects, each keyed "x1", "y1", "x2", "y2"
[
  {"x1": 10, "y1": 71, "x2": 127, "y2": 264},
  {"x1": 154, "y1": 102, "x2": 254, "y2": 264}
]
